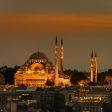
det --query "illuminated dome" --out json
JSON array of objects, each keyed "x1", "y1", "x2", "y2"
[
  {"x1": 23, "y1": 51, "x2": 54, "y2": 70},
  {"x1": 29, "y1": 51, "x2": 48, "y2": 60}
]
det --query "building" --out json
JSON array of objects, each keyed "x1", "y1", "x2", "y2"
[
  {"x1": 90, "y1": 51, "x2": 98, "y2": 83},
  {"x1": 105, "y1": 75, "x2": 112, "y2": 85},
  {"x1": 70, "y1": 86, "x2": 111, "y2": 112},
  {"x1": 14, "y1": 37, "x2": 70, "y2": 87},
  {"x1": 14, "y1": 51, "x2": 54, "y2": 87}
]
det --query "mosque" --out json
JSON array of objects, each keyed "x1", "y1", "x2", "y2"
[{"x1": 14, "y1": 37, "x2": 71, "y2": 87}]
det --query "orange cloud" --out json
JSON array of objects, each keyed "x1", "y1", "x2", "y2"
[{"x1": 0, "y1": 13, "x2": 112, "y2": 33}]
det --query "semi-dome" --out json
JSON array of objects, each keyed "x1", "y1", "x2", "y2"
[{"x1": 29, "y1": 51, "x2": 48, "y2": 60}]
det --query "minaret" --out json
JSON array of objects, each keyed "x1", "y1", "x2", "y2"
[
  {"x1": 95, "y1": 52, "x2": 98, "y2": 83},
  {"x1": 90, "y1": 51, "x2": 98, "y2": 83},
  {"x1": 54, "y1": 36, "x2": 59, "y2": 86},
  {"x1": 90, "y1": 51, "x2": 94, "y2": 82},
  {"x1": 60, "y1": 38, "x2": 64, "y2": 76},
  {"x1": 91, "y1": 50, "x2": 93, "y2": 58}
]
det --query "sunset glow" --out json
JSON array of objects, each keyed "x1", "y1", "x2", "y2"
[{"x1": 0, "y1": 13, "x2": 112, "y2": 33}]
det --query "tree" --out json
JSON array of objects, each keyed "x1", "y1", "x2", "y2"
[
  {"x1": 4, "y1": 67, "x2": 15, "y2": 84},
  {"x1": 2, "y1": 66, "x2": 19, "y2": 84},
  {"x1": 45, "y1": 79, "x2": 54, "y2": 87},
  {"x1": 71, "y1": 70, "x2": 88, "y2": 85},
  {"x1": 63, "y1": 69, "x2": 73, "y2": 76}
]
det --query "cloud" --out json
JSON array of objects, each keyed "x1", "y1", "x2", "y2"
[{"x1": 0, "y1": 13, "x2": 112, "y2": 34}]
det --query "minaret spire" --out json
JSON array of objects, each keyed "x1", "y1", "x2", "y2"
[
  {"x1": 94, "y1": 51, "x2": 98, "y2": 83},
  {"x1": 90, "y1": 51, "x2": 98, "y2": 84},
  {"x1": 55, "y1": 36, "x2": 58, "y2": 45},
  {"x1": 60, "y1": 37, "x2": 64, "y2": 76},
  {"x1": 61, "y1": 37, "x2": 63, "y2": 45},
  {"x1": 54, "y1": 36, "x2": 59, "y2": 86},
  {"x1": 91, "y1": 50, "x2": 93, "y2": 58},
  {"x1": 95, "y1": 51, "x2": 97, "y2": 57}
]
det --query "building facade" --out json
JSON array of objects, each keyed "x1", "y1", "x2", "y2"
[
  {"x1": 14, "y1": 37, "x2": 70, "y2": 87},
  {"x1": 14, "y1": 51, "x2": 54, "y2": 87}
]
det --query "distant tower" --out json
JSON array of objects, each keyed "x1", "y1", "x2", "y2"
[
  {"x1": 90, "y1": 51, "x2": 98, "y2": 83},
  {"x1": 54, "y1": 36, "x2": 59, "y2": 86},
  {"x1": 60, "y1": 38, "x2": 64, "y2": 76}
]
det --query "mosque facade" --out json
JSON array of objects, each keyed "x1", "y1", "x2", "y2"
[{"x1": 14, "y1": 37, "x2": 70, "y2": 87}]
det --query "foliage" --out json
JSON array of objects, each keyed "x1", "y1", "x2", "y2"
[
  {"x1": 45, "y1": 79, "x2": 54, "y2": 87},
  {"x1": 64, "y1": 69, "x2": 88, "y2": 85},
  {"x1": 0, "y1": 66, "x2": 19, "y2": 84},
  {"x1": 63, "y1": 69, "x2": 73, "y2": 76}
]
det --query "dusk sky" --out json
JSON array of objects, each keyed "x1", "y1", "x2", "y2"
[{"x1": 0, "y1": 0, "x2": 112, "y2": 72}]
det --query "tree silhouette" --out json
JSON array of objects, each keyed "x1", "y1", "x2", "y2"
[{"x1": 45, "y1": 79, "x2": 54, "y2": 87}]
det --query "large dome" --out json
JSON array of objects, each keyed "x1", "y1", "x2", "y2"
[
  {"x1": 22, "y1": 51, "x2": 54, "y2": 70},
  {"x1": 29, "y1": 51, "x2": 48, "y2": 60}
]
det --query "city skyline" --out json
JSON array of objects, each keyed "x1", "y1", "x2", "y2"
[{"x1": 0, "y1": 1, "x2": 112, "y2": 71}]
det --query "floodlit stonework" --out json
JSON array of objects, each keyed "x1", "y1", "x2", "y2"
[
  {"x1": 90, "y1": 51, "x2": 98, "y2": 83},
  {"x1": 14, "y1": 37, "x2": 70, "y2": 87}
]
